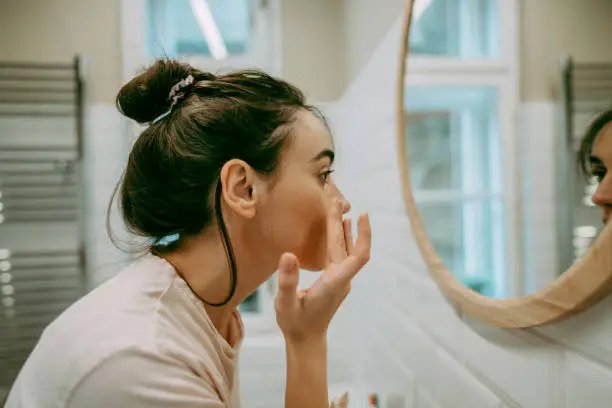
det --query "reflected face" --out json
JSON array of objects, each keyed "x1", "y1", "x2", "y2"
[
  {"x1": 254, "y1": 109, "x2": 351, "y2": 271},
  {"x1": 590, "y1": 123, "x2": 612, "y2": 225}
]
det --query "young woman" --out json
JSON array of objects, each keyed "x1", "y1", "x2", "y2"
[
  {"x1": 580, "y1": 109, "x2": 612, "y2": 225},
  {"x1": 5, "y1": 59, "x2": 371, "y2": 408}
]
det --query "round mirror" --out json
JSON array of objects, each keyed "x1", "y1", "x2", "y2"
[{"x1": 398, "y1": 0, "x2": 612, "y2": 327}]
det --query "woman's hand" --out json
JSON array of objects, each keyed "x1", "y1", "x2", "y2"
[{"x1": 274, "y1": 198, "x2": 372, "y2": 343}]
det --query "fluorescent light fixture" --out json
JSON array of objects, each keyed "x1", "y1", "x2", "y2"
[
  {"x1": 190, "y1": 0, "x2": 229, "y2": 60},
  {"x1": 413, "y1": 0, "x2": 433, "y2": 22}
]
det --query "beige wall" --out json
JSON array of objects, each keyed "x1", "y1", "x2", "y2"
[
  {"x1": 280, "y1": 0, "x2": 346, "y2": 102},
  {"x1": 281, "y1": 0, "x2": 407, "y2": 102},
  {"x1": 342, "y1": 0, "x2": 405, "y2": 85},
  {"x1": 280, "y1": 0, "x2": 406, "y2": 101},
  {"x1": 520, "y1": 0, "x2": 612, "y2": 101},
  {"x1": 0, "y1": 0, "x2": 347, "y2": 104},
  {"x1": 0, "y1": 0, "x2": 122, "y2": 104},
  {"x1": 10, "y1": 0, "x2": 612, "y2": 104}
]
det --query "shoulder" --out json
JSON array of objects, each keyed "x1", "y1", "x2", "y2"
[
  {"x1": 13, "y1": 255, "x2": 196, "y2": 405},
  {"x1": 66, "y1": 345, "x2": 225, "y2": 408}
]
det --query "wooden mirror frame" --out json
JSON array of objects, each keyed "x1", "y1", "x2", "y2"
[{"x1": 396, "y1": 0, "x2": 612, "y2": 328}]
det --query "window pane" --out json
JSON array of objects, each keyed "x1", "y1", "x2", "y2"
[
  {"x1": 146, "y1": 0, "x2": 253, "y2": 58},
  {"x1": 417, "y1": 198, "x2": 506, "y2": 297},
  {"x1": 404, "y1": 85, "x2": 507, "y2": 297},
  {"x1": 404, "y1": 86, "x2": 501, "y2": 193},
  {"x1": 409, "y1": 0, "x2": 499, "y2": 58}
]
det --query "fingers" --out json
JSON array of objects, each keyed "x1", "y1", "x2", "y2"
[
  {"x1": 327, "y1": 198, "x2": 347, "y2": 263},
  {"x1": 275, "y1": 253, "x2": 300, "y2": 309},
  {"x1": 340, "y1": 213, "x2": 372, "y2": 280},
  {"x1": 343, "y1": 219, "x2": 354, "y2": 255}
]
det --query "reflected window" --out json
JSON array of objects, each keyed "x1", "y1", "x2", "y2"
[
  {"x1": 409, "y1": 0, "x2": 499, "y2": 58},
  {"x1": 146, "y1": 0, "x2": 253, "y2": 59},
  {"x1": 404, "y1": 85, "x2": 506, "y2": 297}
]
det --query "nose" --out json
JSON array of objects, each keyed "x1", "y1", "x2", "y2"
[
  {"x1": 592, "y1": 177, "x2": 612, "y2": 210},
  {"x1": 330, "y1": 180, "x2": 351, "y2": 214},
  {"x1": 340, "y1": 196, "x2": 351, "y2": 214}
]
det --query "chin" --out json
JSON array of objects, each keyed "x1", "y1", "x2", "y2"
[
  {"x1": 298, "y1": 259, "x2": 327, "y2": 272},
  {"x1": 290, "y1": 238, "x2": 328, "y2": 271},
  {"x1": 295, "y1": 250, "x2": 328, "y2": 272}
]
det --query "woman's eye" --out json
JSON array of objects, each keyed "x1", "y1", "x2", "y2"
[
  {"x1": 320, "y1": 170, "x2": 334, "y2": 183},
  {"x1": 593, "y1": 168, "x2": 606, "y2": 183}
]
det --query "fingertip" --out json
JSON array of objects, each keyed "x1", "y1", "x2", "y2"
[
  {"x1": 357, "y1": 213, "x2": 371, "y2": 230},
  {"x1": 280, "y1": 252, "x2": 296, "y2": 261},
  {"x1": 279, "y1": 252, "x2": 299, "y2": 269}
]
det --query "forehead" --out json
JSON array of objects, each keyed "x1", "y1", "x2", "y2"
[
  {"x1": 593, "y1": 122, "x2": 612, "y2": 163},
  {"x1": 285, "y1": 109, "x2": 334, "y2": 160}
]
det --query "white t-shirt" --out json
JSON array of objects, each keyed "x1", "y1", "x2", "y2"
[{"x1": 5, "y1": 253, "x2": 243, "y2": 408}]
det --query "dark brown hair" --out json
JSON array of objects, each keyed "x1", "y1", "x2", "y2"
[
  {"x1": 110, "y1": 58, "x2": 318, "y2": 306},
  {"x1": 579, "y1": 109, "x2": 612, "y2": 178}
]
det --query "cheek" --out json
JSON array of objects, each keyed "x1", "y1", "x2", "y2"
[
  {"x1": 267, "y1": 181, "x2": 330, "y2": 268},
  {"x1": 299, "y1": 205, "x2": 328, "y2": 269}
]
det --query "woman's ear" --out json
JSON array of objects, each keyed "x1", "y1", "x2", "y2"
[{"x1": 219, "y1": 159, "x2": 259, "y2": 218}]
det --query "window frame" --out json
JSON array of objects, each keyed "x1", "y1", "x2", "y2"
[
  {"x1": 404, "y1": 0, "x2": 521, "y2": 297},
  {"x1": 120, "y1": 0, "x2": 282, "y2": 83}
]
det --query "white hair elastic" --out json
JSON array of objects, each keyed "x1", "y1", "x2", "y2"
[{"x1": 151, "y1": 74, "x2": 195, "y2": 124}]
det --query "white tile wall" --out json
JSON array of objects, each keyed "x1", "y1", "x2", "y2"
[
  {"x1": 537, "y1": 294, "x2": 612, "y2": 367},
  {"x1": 436, "y1": 349, "x2": 504, "y2": 408},
  {"x1": 564, "y1": 352, "x2": 612, "y2": 408},
  {"x1": 460, "y1": 321, "x2": 563, "y2": 408},
  {"x1": 238, "y1": 338, "x2": 286, "y2": 408},
  {"x1": 330, "y1": 14, "x2": 612, "y2": 408},
  {"x1": 84, "y1": 104, "x2": 131, "y2": 288},
  {"x1": 415, "y1": 388, "x2": 442, "y2": 408}
]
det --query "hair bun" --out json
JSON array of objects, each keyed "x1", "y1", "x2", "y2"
[{"x1": 116, "y1": 58, "x2": 213, "y2": 124}]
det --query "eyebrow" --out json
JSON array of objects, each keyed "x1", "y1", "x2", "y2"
[
  {"x1": 312, "y1": 149, "x2": 335, "y2": 164},
  {"x1": 589, "y1": 155, "x2": 603, "y2": 165}
]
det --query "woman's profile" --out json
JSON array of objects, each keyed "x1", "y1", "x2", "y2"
[
  {"x1": 4, "y1": 58, "x2": 371, "y2": 408},
  {"x1": 580, "y1": 109, "x2": 612, "y2": 225}
]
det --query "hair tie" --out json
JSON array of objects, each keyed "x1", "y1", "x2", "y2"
[
  {"x1": 151, "y1": 75, "x2": 195, "y2": 124},
  {"x1": 155, "y1": 233, "x2": 180, "y2": 246}
]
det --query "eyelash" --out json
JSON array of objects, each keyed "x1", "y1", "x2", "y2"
[
  {"x1": 320, "y1": 169, "x2": 335, "y2": 183},
  {"x1": 593, "y1": 167, "x2": 606, "y2": 183}
]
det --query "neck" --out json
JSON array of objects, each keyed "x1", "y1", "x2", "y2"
[{"x1": 161, "y1": 223, "x2": 274, "y2": 336}]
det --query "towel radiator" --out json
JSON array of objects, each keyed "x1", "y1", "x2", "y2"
[{"x1": 0, "y1": 57, "x2": 86, "y2": 391}]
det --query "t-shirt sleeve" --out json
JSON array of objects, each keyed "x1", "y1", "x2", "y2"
[{"x1": 67, "y1": 347, "x2": 226, "y2": 408}]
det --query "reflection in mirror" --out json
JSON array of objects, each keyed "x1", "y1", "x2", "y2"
[
  {"x1": 409, "y1": 0, "x2": 499, "y2": 58},
  {"x1": 563, "y1": 61, "x2": 612, "y2": 269},
  {"x1": 402, "y1": 0, "x2": 612, "y2": 300},
  {"x1": 405, "y1": 86, "x2": 505, "y2": 297}
]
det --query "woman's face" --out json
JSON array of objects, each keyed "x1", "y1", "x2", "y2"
[
  {"x1": 253, "y1": 109, "x2": 350, "y2": 271},
  {"x1": 590, "y1": 123, "x2": 612, "y2": 225}
]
